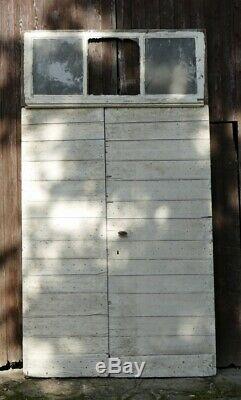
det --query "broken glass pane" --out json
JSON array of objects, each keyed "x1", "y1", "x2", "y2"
[
  {"x1": 145, "y1": 38, "x2": 197, "y2": 95},
  {"x1": 33, "y1": 38, "x2": 83, "y2": 95}
]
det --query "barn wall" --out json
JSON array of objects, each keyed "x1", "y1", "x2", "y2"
[{"x1": 0, "y1": 0, "x2": 240, "y2": 367}]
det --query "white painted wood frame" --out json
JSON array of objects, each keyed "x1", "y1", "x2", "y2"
[{"x1": 24, "y1": 30, "x2": 205, "y2": 107}]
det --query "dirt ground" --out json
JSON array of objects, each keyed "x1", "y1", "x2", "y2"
[{"x1": 1, "y1": 369, "x2": 241, "y2": 399}]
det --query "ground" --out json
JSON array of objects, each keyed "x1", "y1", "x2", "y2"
[{"x1": 0, "y1": 369, "x2": 241, "y2": 399}]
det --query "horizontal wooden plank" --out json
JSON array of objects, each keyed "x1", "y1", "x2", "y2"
[
  {"x1": 22, "y1": 108, "x2": 104, "y2": 125},
  {"x1": 106, "y1": 121, "x2": 210, "y2": 140},
  {"x1": 107, "y1": 200, "x2": 212, "y2": 219},
  {"x1": 23, "y1": 240, "x2": 106, "y2": 259},
  {"x1": 109, "y1": 355, "x2": 215, "y2": 377},
  {"x1": 23, "y1": 200, "x2": 105, "y2": 218},
  {"x1": 109, "y1": 316, "x2": 215, "y2": 336},
  {"x1": 24, "y1": 336, "x2": 108, "y2": 355},
  {"x1": 108, "y1": 241, "x2": 212, "y2": 260},
  {"x1": 24, "y1": 315, "x2": 108, "y2": 337},
  {"x1": 105, "y1": 107, "x2": 209, "y2": 123},
  {"x1": 109, "y1": 293, "x2": 215, "y2": 317},
  {"x1": 110, "y1": 335, "x2": 215, "y2": 356},
  {"x1": 23, "y1": 354, "x2": 108, "y2": 377},
  {"x1": 109, "y1": 275, "x2": 214, "y2": 294},
  {"x1": 23, "y1": 217, "x2": 106, "y2": 240},
  {"x1": 22, "y1": 122, "x2": 104, "y2": 141},
  {"x1": 108, "y1": 259, "x2": 213, "y2": 276},
  {"x1": 23, "y1": 259, "x2": 106, "y2": 276},
  {"x1": 107, "y1": 218, "x2": 212, "y2": 241},
  {"x1": 22, "y1": 161, "x2": 105, "y2": 181},
  {"x1": 24, "y1": 274, "x2": 107, "y2": 294},
  {"x1": 106, "y1": 140, "x2": 210, "y2": 161},
  {"x1": 107, "y1": 180, "x2": 211, "y2": 201},
  {"x1": 107, "y1": 160, "x2": 211, "y2": 180},
  {"x1": 22, "y1": 181, "x2": 105, "y2": 202},
  {"x1": 22, "y1": 140, "x2": 104, "y2": 161},
  {"x1": 23, "y1": 293, "x2": 107, "y2": 317}
]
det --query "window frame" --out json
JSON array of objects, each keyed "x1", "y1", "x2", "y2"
[{"x1": 24, "y1": 30, "x2": 205, "y2": 107}]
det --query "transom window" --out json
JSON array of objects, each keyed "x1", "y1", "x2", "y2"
[{"x1": 24, "y1": 30, "x2": 205, "y2": 106}]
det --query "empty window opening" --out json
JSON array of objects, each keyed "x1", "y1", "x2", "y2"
[{"x1": 88, "y1": 38, "x2": 140, "y2": 95}]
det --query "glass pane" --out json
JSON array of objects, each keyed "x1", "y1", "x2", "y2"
[
  {"x1": 33, "y1": 38, "x2": 83, "y2": 95},
  {"x1": 145, "y1": 38, "x2": 197, "y2": 95}
]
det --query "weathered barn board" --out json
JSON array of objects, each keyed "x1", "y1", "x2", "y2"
[
  {"x1": 109, "y1": 315, "x2": 215, "y2": 336},
  {"x1": 107, "y1": 218, "x2": 212, "y2": 241},
  {"x1": 109, "y1": 293, "x2": 214, "y2": 317},
  {"x1": 108, "y1": 259, "x2": 214, "y2": 275},
  {"x1": 107, "y1": 180, "x2": 211, "y2": 201},
  {"x1": 110, "y1": 336, "x2": 215, "y2": 356},
  {"x1": 0, "y1": 0, "x2": 240, "y2": 369},
  {"x1": 106, "y1": 106, "x2": 215, "y2": 376},
  {"x1": 22, "y1": 108, "x2": 108, "y2": 376},
  {"x1": 109, "y1": 354, "x2": 215, "y2": 378},
  {"x1": 106, "y1": 121, "x2": 210, "y2": 140},
  {"x1": 107, "y1": 160, "x2": 211, "y2": 180},
  {"x1": 107, "y1": 200, "x2": 212, "y2": 218},
  {"x1": 109, "y1": 275, "x2": 214, "y2": 293}
]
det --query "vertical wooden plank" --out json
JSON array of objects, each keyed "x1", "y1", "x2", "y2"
[
  {"x1": 211, "y1": 122, "x2": 241, "y2": 366},
  {"x1": 0, "y1": 0, "x2": 22, "y2": 364},
  {"x1": 159, "y1": 0, "x2": 175, "y2": 28}
]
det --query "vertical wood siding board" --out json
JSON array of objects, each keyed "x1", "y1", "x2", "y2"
[
  {"x1": 204, "y1": 0, "x2": 223, "y2": 121},
  {"x1": 130, "y1": 0, "x2": 146, "y2": 29},
  {"x1": 0, "y1": 9, "x2": 8, "y2": 367},
  {"x1": 0, "y1": 0, "x2": 22, "y2": 364},
  {"x1": 174, "y1": 0, "x2": 191, "y2": 29},
  {"x1": 210, "y1": 123, "x2": 241, "y2": 367},
  {"x1": 159, "y1": 0, "x2": 175, "y2": 29},
  {"x1": 116, "y1": 0, "x2": 132, "y2": 29},
  {"x1": 144, "y1": 0, "x2": 160, "y2": 29}
]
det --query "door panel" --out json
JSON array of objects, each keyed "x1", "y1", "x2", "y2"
[
  {"x1": 106, "y1": 107, "x2": 216, "y2": 377},
  {"x1": 22, "y1": 108, "x2": 108, "y2": 377}
]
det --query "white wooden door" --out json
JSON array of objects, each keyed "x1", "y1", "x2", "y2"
[
  {"x1": 105, "y1": 106, "x2": 216, "y2": 377},
  {"x1": 22, "y1": 108, "x2": 108, "y2": 377},
  {"x1": 22, "y1": 106, "x2": 216, "y2": 377}
]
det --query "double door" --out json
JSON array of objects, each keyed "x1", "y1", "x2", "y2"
[{"x1": 22, "y1": 106, "x2": 216, "y2": 377}]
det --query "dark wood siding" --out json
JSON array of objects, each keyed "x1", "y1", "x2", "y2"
[{"x1": 0, "y1": 0, "x2": 240, "y2": 367}]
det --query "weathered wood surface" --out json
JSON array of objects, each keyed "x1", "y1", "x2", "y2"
[
  {"x1": 108, "y1": 259, "x2": 214, "y2": 275},
  {"x1": 1, "y1": 0, "x2": 240, "y2": 369},
  {"x1": 110, "y1": 335, "x2": 215, "y2": 355},
  {"x1": 22, "y1": 108, "x2": 108, "y2": 376},
  {"x1": 106, "y1": 140, "x2": 210, "y2": 161},
  {"x1": 107, "y1": 180, "x2": 211, "y2": 201},
  {"x1": 109, "y1": 316, "x2": 215, "y2": 336},
  {"x1": 107, "y1": 200, "x2": 212, "y2": 218},
  {"x1": 22, "y1": 122, "x2": 104, "y2": 141},
  {"x1": 109, "y1": 355, "x2": 215, "y2": 377},
  {"x1": 107, "y1": 218, "x2": 212, "y2": 241},
  {"x1": 107, "y1": 160, "x2": 211, "y2": 180},
  {"x1": 109, "y1": 293, "x2": 215, "y2": 317},
  {"x1": 106, "y1": 106, "x2": 215, "y2": 376},
  {"x1": 105, "y1": 106, "x2": 209, "y2": 123},
  {"x1": 22, "y1": 161, "x2": 105, "y2": 180},
  {"x1": 109, "y1": 275, "x2": 214, "y2": 293},
  {"x1": 22, "y1": 181, "x2": 106, "y2": 201},
  {"x1": 22, "y1": 108, "x2": 104, "y2": 124},
  {"x1": 106, "y1": 121, "x2": 210, "y2": 140},
  {"x1": 24, "y1": 315, "x2": 108, "y2": 337}
]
